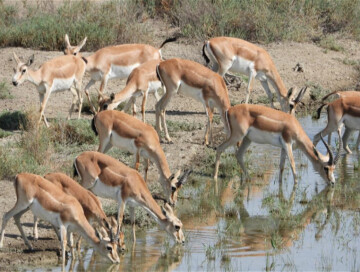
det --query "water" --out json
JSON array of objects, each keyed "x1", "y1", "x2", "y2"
[{"x1": 26, "y1": 115, "x2": 360, "y2": 271}]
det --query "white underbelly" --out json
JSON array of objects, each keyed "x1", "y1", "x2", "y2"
[
  {"x1": 111, "y1": 132, "x2": 138, "y2": 154},
  {"x1": 31, "y1": 199, "x2": 62, "y2": 227},
  {"x1": 230, "y1": 56, "x2": 254, "y2": 75},
  {"x1": 91, "y1": 179, "x2": 121, "y2": 201},
  {"x1": 51, "y1": 77, "x2": 75, "y2": 92},
  {"x1": 178, "y1": 81, "x2": 204, "y2": 103},
  {"x1": 108, "y1": 63, "x2": 140, "y2": 80},
  {"x1": 246, "y1": 127, "x2": 283, "y2": 147},
  {"x1": 148, "y1": 80, "x2": 162, "y2": 92},
  {"x1": 343, "y1": 115, "x2": 360, "y2": 130}
]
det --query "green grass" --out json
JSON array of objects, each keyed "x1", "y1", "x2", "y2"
[
  {"x1": 0, "y1": 129, "x2": 11, "y2": 138},
  {"x1": 0, "y1": 111, "x2": 27, "y2": 130},
  {"x1": 318, "y1": 36, "x2": 344, "y2": 52},
  {"x1": 0, "y1": 82, "x2": 13, "y2": 99}
]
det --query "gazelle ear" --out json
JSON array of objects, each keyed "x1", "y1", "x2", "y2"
[
  {"x1": 65, "y1": 34, "x2": 71, "y2": 48},
  {"x1": 13, "y1": 52, "x2": 20, "y2": 64},
  {"x1": 95, "y1": 228, "x2": 103, "y2": 240},
  {"x1": 78, "y1": 37, "x2": 87, "y2": 51},
  {"x1": 161, "y1": 206, "x2": 168, "y2": 217},
  {"x1": 27, "y1": 54, "x2": 34, "y2": 66},
  {"x1": 110, "y1": 93, "x2": 115, "y2": 101},
  {"x1": 287, "y1": 87, "x2": 295, "y2": 98}
]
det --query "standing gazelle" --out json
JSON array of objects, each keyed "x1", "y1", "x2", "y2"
[
  {"x1": 98, "y1": 59, "x2": 163, "y2": 122},
  {"x1": 12, "y1": 52, "x2": 86, "y2": 127},
  {"x1": 32, "y1": 172, "x2": 126, "y2": 252},
  {"x1": 73, "y1": 151, "x2": 187, "y2": 244},
  {"x1": 202, "y1": 37, "x2": 296, "y2": 111},
  {"x1": 91, "y1": 109, "x2": 191, "y2": 205},
  {"x1": 314, "y1": 96, "x2": 360, "y2": 154},
  {"x1": 155, "y1": 58, "x2": 231, "y2": 145},
  {"x1": 214, "y1": 104, "x2": 341, "y2": 184},
  {"x1": 64, "y1": 34, "x2": 176, "y2": 111},
  {"x1": 0, "y1": 173, "x2": 120, "y2": 267}
]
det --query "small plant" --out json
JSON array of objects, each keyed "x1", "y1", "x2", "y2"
[
  {"x1": 318, "y1": 36, "x2": 344, "y2": 52},
  {"x1": 256, "y1": 95, "x2": 271, "y2": 105},
  {"x1": 0, "y1": 111, "x2": 27, "y2": 130},
  {"x1": 0, "y1": 128, "x2": 11, "y2": 138},
  {"x1": 306, "y1": 82, "x2": 329, "y2": 101},
  {"x1": 204, "y1": 244, "x2": 216, "y2": 260},
  {"x1": 166, "y1": 120, "x2": 203, "y2": 133},
  {"x1": 0, "y1": 81, "x2": 13, "y2": 99}
]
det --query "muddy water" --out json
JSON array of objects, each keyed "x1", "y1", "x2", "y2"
[{"x1": 26, "y1": 115, "x2": 360, "y2": 271}]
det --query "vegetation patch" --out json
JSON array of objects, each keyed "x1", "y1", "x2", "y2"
[
  {"x1": 0, "y1": 81, "x2": 13, "y2": 99},
  {"x1": 0, "y1": 111, "x2": 27, "y2": 130}
]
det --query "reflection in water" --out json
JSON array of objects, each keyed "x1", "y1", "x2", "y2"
[{"x1": 25, "y1": 116, "x2": 360, "y2": 271}]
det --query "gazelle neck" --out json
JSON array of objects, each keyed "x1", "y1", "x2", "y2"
[
  {"x1": 27, "y1": 69, "x2": 42, "y2": 86},
  {"x1": 137, "y1": 191, "x2": 168, "y2": 227},
  {"x1": 296, "y1": 132, "x2": 324, "y2": 165},
  {"x1": 110, "y1": 82, "x2": 137, "y2": 108}
]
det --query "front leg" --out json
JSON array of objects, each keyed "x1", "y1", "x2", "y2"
[
  {"x1": 116, "y1": 201, "x2": 125, "y2": 237},
  {"x1": 38, "y1": 92, "x2": 51, "y2": 127}
]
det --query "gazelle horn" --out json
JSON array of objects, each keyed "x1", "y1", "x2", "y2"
[{"x1": 320, "y1": 133, "x2": 333, "y2": 165}]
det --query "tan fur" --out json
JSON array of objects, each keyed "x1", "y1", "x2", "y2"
[
  {"x1": 314, "y1": 96, "x2": 360, "y2": 154},
  {"x1": 214, "y1": 104, "x2": 339, "y2": 184},
  {"x1": 0, "y1": 173, "x2": 120, "y2": 266},
  {"x1": 74, "y1": 151, "x2": 185, "y2": 244},
  {"x1": 93, "y1": 110, "x2": 183, "y2": 205},
  {"x1": 205, "y1": 37, "x2": 293, "y2": 111},
  {"x1": 12, "y1": 53, "x2": 86, "y2": 127},
  {"x1": 156, "y1": 58, "x2": 231, "y2": 145},
  {"x1": 99, "y1": 59, "x2": 162, "y2": 121}
]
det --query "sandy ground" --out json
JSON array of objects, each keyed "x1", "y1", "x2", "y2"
[{"x1": 0, "y1": 26, "x2": 360, "y2": 269}]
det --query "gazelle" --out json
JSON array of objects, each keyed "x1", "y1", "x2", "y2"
[
  {"x1": 155, "y1": 58, "x2": 231, "y2": 145},
  {"x1": 64, "y1": 34, "x2": 176, "y2": 111},
  {"x1": 213, "y1": 104, "x2": 341, "y2": 184},
  {"x1": 0, "y1": 173, "x2": 120, "y2": 267},
  {"x1": 12, "y1": 52, "x2": 86, "y2": 127},
  {"x1": 99, "y1": 59, "x2": 163, "y2": 122},
  {"x1": 202, "y1": 37, "x2": 296, "y2": 111},
  {"x1": 32, "y1": 172, "x2": 125, "y2": 251},
  {"x1": 91, "y1": 109, "x2": 190, "y2": 205},
  {"x1": 314, "y1": 96, "x2": 360, "y2": 154},
  {"x1": 73, "y1": 151, "x2": 187, "y2": 244}
]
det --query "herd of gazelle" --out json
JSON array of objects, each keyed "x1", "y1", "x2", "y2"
[{"x1": 4, "y1": 34, "x2": 357, "y2": 265}]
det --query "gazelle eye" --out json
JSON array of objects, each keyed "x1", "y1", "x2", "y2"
[
  {"x1": 106, "y1": 246, "x2": 112, "y2": 251},
  {"x1": 171, "y1": 186, "x2": 176, "y2": 193},
  {"x1": 73, "y1": 52, "x2": 77, "y2": 56},
  {"x1": 22, "y1": 69, "x2": 26, "y2": 74},
  {"x1": 324, "y1": 167, "x2": 329, "y2": 173},
  {"x1": 175, "y1": 225, "x2": 180, "y2": 231}
]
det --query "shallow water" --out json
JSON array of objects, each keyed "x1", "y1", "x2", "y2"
[{"x1": 25, "y1": 115, "x2": 360, "y2": 271}]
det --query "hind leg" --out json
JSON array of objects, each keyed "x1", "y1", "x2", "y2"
[
  {"x1": 0, "y1": 201, "x2": 31, "y2": 248},
  {"x1": 342, "y1": 127, "x2": 353, "y2": 154},
  {"x1": 235, "y1": 137, "x2": 251, "y2": 178}
]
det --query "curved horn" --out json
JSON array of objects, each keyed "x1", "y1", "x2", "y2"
[
  {"x1": 294, "y1": 87, "x2": 307, "y2": 103},
  {"x1": 176, "y1": 169, "x2": 193, "y2": 188},
  {"x1": 334, "y1": 129, "x2": 342, "y2": 165},
  {"x1": 320, "y1": 133, "x2": 333, "y2": 165}
]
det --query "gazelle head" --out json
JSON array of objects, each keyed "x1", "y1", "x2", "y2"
[
  {"x1": 161, "y1": 203, "x2": 185, "y2": 244},
  {"x1": 313, "y1": 131, "x2": 342, "y2": 184},
  {"x1": 288, "y1": 87, "x2": 307, "y2": 115},
  {"x1": 95, "y1": 228, "x2": 121, "y2": 263},
  {"x1": 12, "y1": 52, "x2": 34, "y2": 86},
  {"x1": 166, "y1": 169, "x2": 192, "y2": 205},
  {"x1": 64, "y1": 34, "x2": 87, "y2": 56},
  {"x1": 99, "y1": 93, "x2": 116, "y2": 111}
]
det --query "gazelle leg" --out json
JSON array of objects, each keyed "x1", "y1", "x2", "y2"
[
  {"x1": 38, "y1": 92, "x2": 50, "y2": 127},
  {"x1": 129, "y1": 206, "x2": 136, "y2": 243},
  {"x1": 214, "y1": 135, "x2": 243, "y2": 181},
  {"x1": 116, "y1": 201, "x2": 125, "y2": 236},
  {"x1": 235, "y1": 137, "x2": 251, "y2": 177},
  {"x1": 356, "y1": 131, "x2": 360, "y2": 152},
  {"x1": 155, "y1": 91, "x2": 174, "y2": 143},
  {"x1": 33, "y1": 216, "x2": 39, "y2": 240},
  {"x1": 14, "y1": 208, "x2": 33, "y2": 250},
  {"x1": 67, "y1": 87, "x2": 78, "y2": 120},
  {"x1": 279, "y1": 148, "x2": 287, "y2": 182},
  {"x1": 144, "y1": 158, "x2": 149, "y2": 182},
  {"x1": 141, "y1": 91, "x2": 148, "y2": 122},
  {"x1": 260, "y1": 80, "x2": 274, "y2": 108},
  {"x1": 245, "y1": 72, "x2": 255, "y2": 104},
  {"x1": 84, "y1": 79, "x2": 97, "y2": 114},
  {"x1": 60, "y1": 225, "x2": 67, "y2": 268},
  {"x1": 342, "y1": 127, "x2": 353, "y2": 154},
  {"x1": 134, "y1": 151, "x2": 140, "y2": 171},
  {"x1": 282, "y1": 141, "x2": 297, "y2": 183},
  {"x1": 204, "y1": 104, "x2": 214, "y2": 146},
  {"x1": 75, "y1": 81, "x2": 83, "y2": 119},
  {"x1": 0, "y1": 201, "x2": 30, "y2": 248}
]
